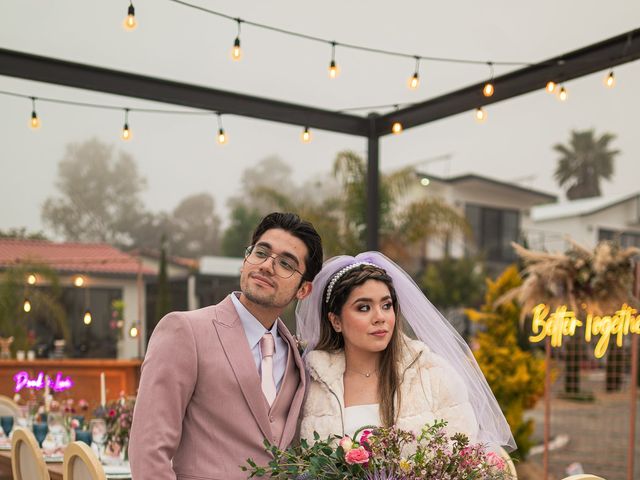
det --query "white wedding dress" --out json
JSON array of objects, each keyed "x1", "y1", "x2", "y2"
[{"x1": 343, "y1": 404, "x2": 380, "y2": 439}]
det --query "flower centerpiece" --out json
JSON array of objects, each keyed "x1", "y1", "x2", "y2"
[
  {"x1": 94, "y1": 391, "x2": 135, "y2": 460},
  {"x1": 243, "y1": 420, "x2": 513, "y2": 479}
]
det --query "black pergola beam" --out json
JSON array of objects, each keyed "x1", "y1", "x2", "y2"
[
  {"x1": 0, "y1": 48, "x2": 369, "y2": 137},
  {"x1": 375, "y1": 28, "x2": 640, "y2": 136}
]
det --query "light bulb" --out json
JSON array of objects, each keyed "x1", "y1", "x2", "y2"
[
  {"x1": 408, "y1": 73, "x2": 419, "y2": 89},
  {"x1": 301, "y1": 127, "x2": 312, "y2": 143},
  {"x1": 328, "y1": 60, "x2": 339, "y2": 79},
  {"x1": 121, "y1": 124, "x2": 131, "y2": 141},
  {"x1": 482, "y1": 83, "x2": 494, "y2": 97},
  {"x1": 27, "y1": 274, "x2": 37, "y2": 285},
  {"x1": 391, "y1": 122, "x2": 403, "y2": 134},
  {"x1": 30, "y1": 111, "x2": 40, "y2": 129},
  {"x1": 217, "y1": 128, "x2": 227, "y2": 144},
  {"x1": 545, "y1": 81, "x2": 556, "y2": 93},
  {"x1": 475, "y1": 107, "x2": 487, "y2": 123},
  {"x1": 23, "y1": 299, "x2": 31, "y2": 313},
  {"x1": 83, "y1": 310, "x2": 92, "y2": 325},
  {"x1": 558, "y1": 86, "x2": 568, "y2": 101},
  {"x1": 420, "y1": 178, "x2": 430, "y2": 187},
  {"x1": 231, "y1": 37, "x2": 242, "y2": 61},
  {"x1": 604, "y1": 71, "x2": 615, "y2": 88},
  {"x1": 73, "y1": 275, "x2": 85, "y2": 287},
  {"x1": 123, "y1": 3, "x2": 137, "y2": 30},
  {"x1": 129, "y1": 325, "x2": 139, "y2": 338}
]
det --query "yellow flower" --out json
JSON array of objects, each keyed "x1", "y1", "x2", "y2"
[{"x1": 399, "y1": 458, "x2": 412, "y2": 473}]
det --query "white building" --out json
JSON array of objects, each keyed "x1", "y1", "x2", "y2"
[
  {"x1": 527, "y1": 191, "x2": 640, "y2": 252},
  {"x1": 412, "y1": 172, "x2": 557, "y2": 270}
]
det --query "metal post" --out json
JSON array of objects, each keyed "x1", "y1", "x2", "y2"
[
  {"x1": 543, "y1": 336, "x2": 551, "y2": 480},
  {"x1": 366, "y1": 112, "x2": 380, "y2": 251},
  {"x1": 137, "y1": 260, "x2": 143, "y2": 359},
  {"x1": 627, "y1": 263, "x2": 640, "y2": 480}
]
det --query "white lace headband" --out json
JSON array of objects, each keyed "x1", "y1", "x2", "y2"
[{"x1": 324, "y1": 261, "x2": 380, "y2": 304}]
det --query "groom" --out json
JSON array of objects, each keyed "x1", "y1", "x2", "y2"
[{"x1": 129, "y1": 212, "x2": 323, "y2": 480}]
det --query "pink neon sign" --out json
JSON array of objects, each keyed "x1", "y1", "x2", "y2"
[{"x1": 13, "y1": 371, "x2": 74, "y2": 393}]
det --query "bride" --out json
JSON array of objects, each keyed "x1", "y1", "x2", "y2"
[{"x1": 296, "y1": 252, "x2": 516, "y2": 451}]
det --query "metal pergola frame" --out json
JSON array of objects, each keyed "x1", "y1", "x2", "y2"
[{"x1": 1, "y1": 28, "x2": 638, "y2": 249}]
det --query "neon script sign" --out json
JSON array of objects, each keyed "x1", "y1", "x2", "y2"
[
  {"x1": 13, "y1": 371, "x2": 74, "y2": 393},
  {"x1": 529, "y1": 303, "x2": 640, "y2": 358}
]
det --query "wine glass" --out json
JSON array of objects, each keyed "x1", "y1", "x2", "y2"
[
  {"x1": 89, "y1": 418, "x2": 107, "y2": 460},
  {"x1": 32, "y1": 422, "x2": 48, "y2": 448},
  {"x1": 0, "y1": 416, "x2": 13, "y2": 439}
]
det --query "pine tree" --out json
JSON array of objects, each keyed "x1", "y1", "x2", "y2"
[{"x1": 466, "y1": 265, "x2": 546, "y2": 459}]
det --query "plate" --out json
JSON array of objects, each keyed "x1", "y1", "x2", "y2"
[
  {"x1": 44, "y1": 454, "x2": 64, "y2": 463},
  {"x1": 0, "y1": 444, "x2": 10, "y2": 451},
  {"x1": 103, "y1": 464, "x2": 131, "y2": 479}
]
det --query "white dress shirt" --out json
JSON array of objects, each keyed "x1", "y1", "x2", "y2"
[{"x1": 230, "y1": 292, "x2": 288, "y2": 391}]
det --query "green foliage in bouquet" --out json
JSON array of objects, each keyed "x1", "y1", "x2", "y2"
[
  {"x1": 243, "y1": 420, "x2": 513, "y2": 479},
  {"x1": 466, "y1": 265, "x2": 546, "y2": 459}
]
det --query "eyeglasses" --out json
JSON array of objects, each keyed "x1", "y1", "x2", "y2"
[{"x1": 244, "y1": 245, "x2": 304, "y2": 279}]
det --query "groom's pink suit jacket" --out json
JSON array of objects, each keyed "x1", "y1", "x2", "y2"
[{"x1": 129, "y1": 296, "x2": 306, "y2": 480}]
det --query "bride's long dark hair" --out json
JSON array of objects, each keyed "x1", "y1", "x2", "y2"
[{"x1": 314, "y1": 264, "x2": 403, "y2": 427}]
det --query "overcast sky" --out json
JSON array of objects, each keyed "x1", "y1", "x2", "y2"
[{"x1": 1, "y1": 0, "x2": 639, "y2": 235}]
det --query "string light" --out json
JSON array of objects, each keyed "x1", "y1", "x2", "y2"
[
  {"x1": 482, "y1": 62, "x2": 495, "y2": 97},
  {"x1": 408, "y1": 56, "x2": 420, "y2": 89},
  {"x1": 27, "y1": 274, "x2": 37, "y2": 285},
  {"x1": 474, "y1": 107, "x2": 487, "y2": 123},
  {"x1": 558, "y1": 85, "x2": 568, "y2": 102},
  {"x1": 23, "y1": 298, "x2": 31, "y2": 313},
  {"x1": 83, "y1": 309, "x2": 92, "y2": 325},
  {"x1": 30, "y1": 97, "x2": 40, "y2": 129},
  {"x1": 123, "y1": 1, "x2": 137, "y2": 30},
  {"x1": 301, "y1": 126, "x2": 312, "y2": 143},
  {"x1": 73, "y1": 275, "x2": 85, "y2": 287},
  {"x1": 231, "y1": 19, "x2": 242, "y2": 61},
  {"x1": 129, "y1": 323, "x2": 139, "y2": 338},
  {"x1": 328, "y1": 42, "x2": 339, "y2": 79},
  {"x1": 216, "y1": 113, "x2": 227, "y2": 144},
  {"x1": 545, "y1": 81, "x2": 556, "y2": 93},
  {"x1": 391, "y1": 121, "x2": 403, "y2": 134},
  {"x1": 420, "y1": 177, "x2": 430, "y2": 187},
  {"x1": 604, "y1": 70, "x2": 615, "y2": 88},
  {"x1": 121, "y1": 109, "x2": 132, "y2": 140}
]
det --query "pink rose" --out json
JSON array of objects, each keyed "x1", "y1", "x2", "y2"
[
  {"x1": 485, "y1": 451, "x2": 507, "y2": 471},
  {"x1": 344, "y1": 446, "x2": 370, "y2": 465},
  {"x1": 339, "y1": 436, "x2": 353, "y2": 452}
]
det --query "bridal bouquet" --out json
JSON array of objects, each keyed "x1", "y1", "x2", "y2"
[{"x1": 243, "y1": 420, "x2": 513, "y2": 479}]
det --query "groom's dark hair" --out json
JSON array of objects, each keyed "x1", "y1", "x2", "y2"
[{"x1": 251, "y1": 212, "x2": 323, "y2": 282}]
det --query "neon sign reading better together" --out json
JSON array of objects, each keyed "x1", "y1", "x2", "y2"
[{"x1": 13, "y1": 371, "x2": 74, "y2": 393}]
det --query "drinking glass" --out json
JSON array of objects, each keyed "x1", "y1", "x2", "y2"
[
  {"x1": 32, "y1": 422, "x2": 48, "y2": 447},
  {"x1": 75, "y1": 428, "x2": 92, "y2": 445},
  {"x1": 47, "y1": 411, "x2": 69, "y2": 448},
  {"x1": 0, "y1": 416, "x2": 13, "y2": 438},
  {"x1": 89, "y1": 418, "x2": 107, "y2": 460}
]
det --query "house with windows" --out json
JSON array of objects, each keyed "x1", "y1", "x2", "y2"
[
  {"x1": 412, "y1": 172, "x2": 557, "y2": 272},
  {"x1": 526, "y1": 191, "x2": 640, "y2": 252},
  {"x1": 0, "y1": 239, "x2": 154, "y2": 359}
]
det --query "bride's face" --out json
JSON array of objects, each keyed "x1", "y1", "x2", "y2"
[{"x1": 328, "y1": 279, "x2": 396, "y2": 354}]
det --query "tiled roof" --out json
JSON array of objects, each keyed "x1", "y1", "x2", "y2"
[{"x1": 0, "y1": 239, "x2": 155, "y2": 275}]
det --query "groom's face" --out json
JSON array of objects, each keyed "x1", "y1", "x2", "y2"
[{"x1": 240, "y1": 228, "x2": 312, "y2": 310}]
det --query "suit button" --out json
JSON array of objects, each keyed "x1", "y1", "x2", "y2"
[{"x1": 269, "y1": 416, "x2": 275, "y2": 423}]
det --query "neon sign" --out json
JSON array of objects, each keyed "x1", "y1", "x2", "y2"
[
  {"x1": 13, "y1": 371, "x2": 74, "y2": 393},
  {"x1": 529, "y1": 303, "x2": 640, "y2": 358}
]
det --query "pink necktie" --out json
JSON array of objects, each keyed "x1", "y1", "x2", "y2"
[{"x1": 260, "y1": 333, "x2": 277, "y2": 406}]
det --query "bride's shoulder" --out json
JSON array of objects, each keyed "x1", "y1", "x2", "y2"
[
  {"x1": 305, "y1": 349, "x2": 345, "y2": 380},
  {"x1": 401, "y1": 335, "x2": 450, "y2": 370}
]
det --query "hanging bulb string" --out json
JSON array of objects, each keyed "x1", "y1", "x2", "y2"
[{"x1": 166, "y1": 0, "x2": 533, "y2": 67}]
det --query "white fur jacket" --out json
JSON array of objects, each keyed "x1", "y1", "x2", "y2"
[{"x1": 299, "y1": 336, "x2": 478, "y2": 443}]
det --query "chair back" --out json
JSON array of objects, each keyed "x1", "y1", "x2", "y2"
[
  {"x1": 63, "y1": 441, "x2": 106, "y2": 480},
  {"x1": 0, "y1": 394, "x2": 21, "y2": 416},
  {"x1": 11, "y1": 426, "x2": 50, "y2": 480},
  {"x1": 561, "y1": 475, "x2": 606, "y2": 480}
]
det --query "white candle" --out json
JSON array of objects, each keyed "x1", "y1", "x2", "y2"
[
  {"x1": 44, "y1": 376, "x2": 51, "y2": 412},
  {"x1": 100, "y1": 372, "x2": 106, "y2": 407}
]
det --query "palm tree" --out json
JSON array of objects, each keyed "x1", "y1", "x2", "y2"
[{"x1": 553, "y1": 129, "x2": 619, "y2": 200}]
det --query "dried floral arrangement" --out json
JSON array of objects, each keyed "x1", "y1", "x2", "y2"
[{"x1": 502, "y1": 239, "x2": 639, "y2": 316}]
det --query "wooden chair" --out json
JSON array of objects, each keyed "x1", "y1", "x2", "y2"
[
  {"x1": 560, "y1": 475, "x2": 606, "y2": 480},
  {"x1": 63, "y1": 441, "x2": 106, "y2": 480},
  {"x1": 0, "y1": 394, "x2": 21, "y2": 416},
  {"x1": 11, "y1": 426, "x2": 51, "y2": 480}
]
